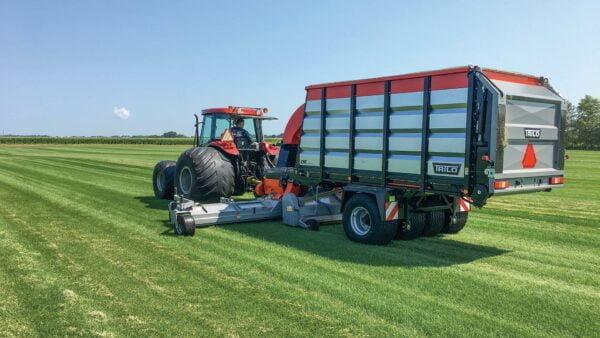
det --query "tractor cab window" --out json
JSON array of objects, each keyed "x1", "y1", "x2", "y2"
[
  {"x1": 214, "y1": 117, "x2": 230, "y2": 140},
  {"x1": 199, "y1": 115, "x2": 214, "y2": 145},
  {"x1": 230, "y1": 116, "x2": 259, "y2": 143},
  {"x1": 199, "y1": 114, "x2": 259, "y2": 145}
]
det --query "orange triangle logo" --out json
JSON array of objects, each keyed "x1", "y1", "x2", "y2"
[{"x1": 522, "y1": 143, "x2": 537, "y2": 168}]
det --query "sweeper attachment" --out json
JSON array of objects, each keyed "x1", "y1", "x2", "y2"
[{"x1": 169, "y1": 187, "x2": 343, "y2": 235}]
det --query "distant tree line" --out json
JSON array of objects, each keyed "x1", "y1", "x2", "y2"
[
  {"x1": 0, "y1": 131, "x2": 189, "y2": 138},
  {"x1": 566, "y1": 95, "x2": 600, "y2": 150}
]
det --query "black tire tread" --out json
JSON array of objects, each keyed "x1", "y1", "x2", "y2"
[
  {"x1": 422, "y1": 210, "x2": 445, "y2": 236},
  {"x1": 397, "y1": 211, "x2": 426, "y2": 240},
  {"x1": 152, "y1": 160, "x2": 176, "y2": 199},
  {"x1": 443, "y1": 211, "x2": 468, "y2": 234},
  {"x1": 175, "y1": 147, "x2": 235, "y2": 203},
  {"x1": 342, "y1": 194, "x2": 396, "y2": 245}
]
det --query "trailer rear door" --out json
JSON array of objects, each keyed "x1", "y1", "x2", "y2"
[{"x1": 486, "y1": 77, "x2": 565, "y2": 194}]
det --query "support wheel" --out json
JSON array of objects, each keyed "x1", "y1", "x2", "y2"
[
  {"x1": 422, "y1": 210, "x2": 445, "y2": 236},
  {"x1": 152, "y1": 160, "x2": 176, "y2": 199},
  {"x1": 175, "y1": 214, "x2": 196, "y2": 236},
  {"x1": 443, "y1": 211, "x2": 468, "y2": 234},
  {"x1": 343, "y1": 194, "x2": 397, "y2": 245},
  {"x1": 305, "y1": 219, "x2": 320, "y2": 231},
  {"x1": 397, "y1": 211, "x2": 425, "y2": 240}
]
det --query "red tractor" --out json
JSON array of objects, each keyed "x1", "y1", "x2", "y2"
[{"x1": 152, "y1": 107, "x2": 279, "y2": 202}]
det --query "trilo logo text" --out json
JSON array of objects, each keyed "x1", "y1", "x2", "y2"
[
  {"x1": 433, "y1": 163, "x2": 461, "y2": 175},
  {"x1": 524, "y1": 128, "x2": 541, "y2": 139}
]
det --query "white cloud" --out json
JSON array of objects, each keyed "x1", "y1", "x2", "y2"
[{"x1": 113, "y1": 106, "x2": 130, "y2": 120}]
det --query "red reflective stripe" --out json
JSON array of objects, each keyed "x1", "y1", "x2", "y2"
[
  {"x1": 388, "y1": 182, "x2": 420, "y2": 189},
  {"x1": 389, "y1": 205, "x2": 399, "y2": 220},
  {"x1": 459, "y1": 198, "x2": 470, "y2": 212},
  {"x1": 385, "y1": 202, "x2": 399, "y2": 221}
]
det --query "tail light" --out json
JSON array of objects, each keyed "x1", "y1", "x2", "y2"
[
  {"x1": 549, "y1": 177, "x2": 564, "y2": 185},
  {"x1": 494, "y1": 180, "x2": 511, "y2": 189}
]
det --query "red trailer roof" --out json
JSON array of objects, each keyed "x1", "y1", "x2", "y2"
[{"x1": 305, "y1": 66, "x2": 543, "y2": 99}]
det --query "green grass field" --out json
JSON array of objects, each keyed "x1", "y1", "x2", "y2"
[{"x1": 0, "y1": 145, "x2": 598, "y2": 336}]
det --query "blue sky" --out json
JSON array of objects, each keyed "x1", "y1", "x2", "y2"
[{"x1": 1, "y1": 0, "x2": 599, "y2": 136}]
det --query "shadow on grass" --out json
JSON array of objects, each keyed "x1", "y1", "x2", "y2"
[
  {"x1": 135, "y1": 195, "x2": 509, "y2": 267},
  {"x1": 135, "y1": 196, "x2": 170, "y2": 210},
  {"x1": 222, "y1": 222, "x2": 509, "y2": 267}
]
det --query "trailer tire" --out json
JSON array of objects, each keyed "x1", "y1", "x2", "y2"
[
  {"x1": 397, "y1": 211, "x2": 426, "y2": 240},
  {"x1": 175, "y1": 214, "x2": 196, "y2": 236},
  {"x1": 343, "y1": 194, "x2": 396, "y2": 245},
  {"x1": 422, "y1": 210, "x2": 445, "y2": 236},
  {"x1": 175, "y1": 147, "x2": 235, "y2": 203},
  {"x1": 443, "y1": 211, "x2": 468, "y2": 234},
  {"x1": 152, "y1": 160, "x2": 176, "y2": 199}
]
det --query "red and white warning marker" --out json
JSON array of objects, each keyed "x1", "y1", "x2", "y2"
[
  {"x1": 385, "y1": 201, "x2": 399, "y2": 221},
  {"x1": 457, "y1": 197, "x2": 471, "y2": 212}
]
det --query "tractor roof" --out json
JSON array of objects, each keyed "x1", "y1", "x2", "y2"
[{"x1": 201, "y1": 106, "x2": 272, "y2": 119}]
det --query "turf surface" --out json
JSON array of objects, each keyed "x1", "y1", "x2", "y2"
[{"x1": 0, "y1": 145, "x2": 598, "y2": 336}]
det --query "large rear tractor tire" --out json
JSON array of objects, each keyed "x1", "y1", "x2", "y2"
[
  {"x1": 152, "y1": 160, "x2": 176, "y2": 199},
  {"x1": 443, "y1": 211, "x2": 468, "y2": 234},
  {"x1": 175, "y1": 147, "x2": 235, "y2": 203},
  {"x1": 343, "y1": 194, "x2": 397, "y2": 245}
]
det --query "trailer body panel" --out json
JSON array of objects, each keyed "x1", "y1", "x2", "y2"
[{"x1": 295, "y1": 66, "x2": 565, "y2": 200}]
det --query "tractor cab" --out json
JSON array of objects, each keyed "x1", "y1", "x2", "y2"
[
  {"x1": 196, "y1": 107, "x2": 276, "y2": 150},
  {"x1": 185, "y1": 106, "x2": 279, "y2": 196},
  {"x1": 153, "y1": 106, "x2": 280, "y2": 204}
]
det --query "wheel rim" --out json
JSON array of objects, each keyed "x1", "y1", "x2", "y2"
[
  {"x1": 175, "y1": 219, "x2": 183, "y2": 235},
  {"x1": 350, "y1": 206, "x2": 371, "y2": 236},
  {"x1": 156, "y1": 171, "x2": 164, "y2": 191},
  {"x1": 179, "y1": 166, "x2": 193, "y2": 195}
]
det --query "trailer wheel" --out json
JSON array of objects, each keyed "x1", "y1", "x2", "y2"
[
  {"x1": 422, "y1": 210, "x2": 445, "y2": 236},
  {"x1": 175, "y1": 214, "x2": 196, "y2": 236},
  {"x1": 397, "y1": 211, "x2": 426, "y2": 240},
  {"x1": 343, "y1": 194, "x2": 396, "y2": 245},
  {"x1": 443, "y1": 211, "x2": 468, "y2": 234},
  {"x1": 152, "y1": 160, "x2": 176, "y2": 199},
  {"x1": 175, "y1": 147, "x2": 235, "y2": 203}
]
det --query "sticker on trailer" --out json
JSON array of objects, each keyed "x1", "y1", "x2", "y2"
[
  {"x1": 385, "y1": 201, "x2": 399, "y2": 221},
  {"x1": 433, "y1": 162, "x2": 462, "y2": 175},
  {"x1": 524, "y1": 128, "x2": 541, "y2": 139}
]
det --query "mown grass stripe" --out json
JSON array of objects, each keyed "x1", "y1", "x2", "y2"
[{"x1": 0, "y1": 145, "x2": 598, "y2": 336}]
